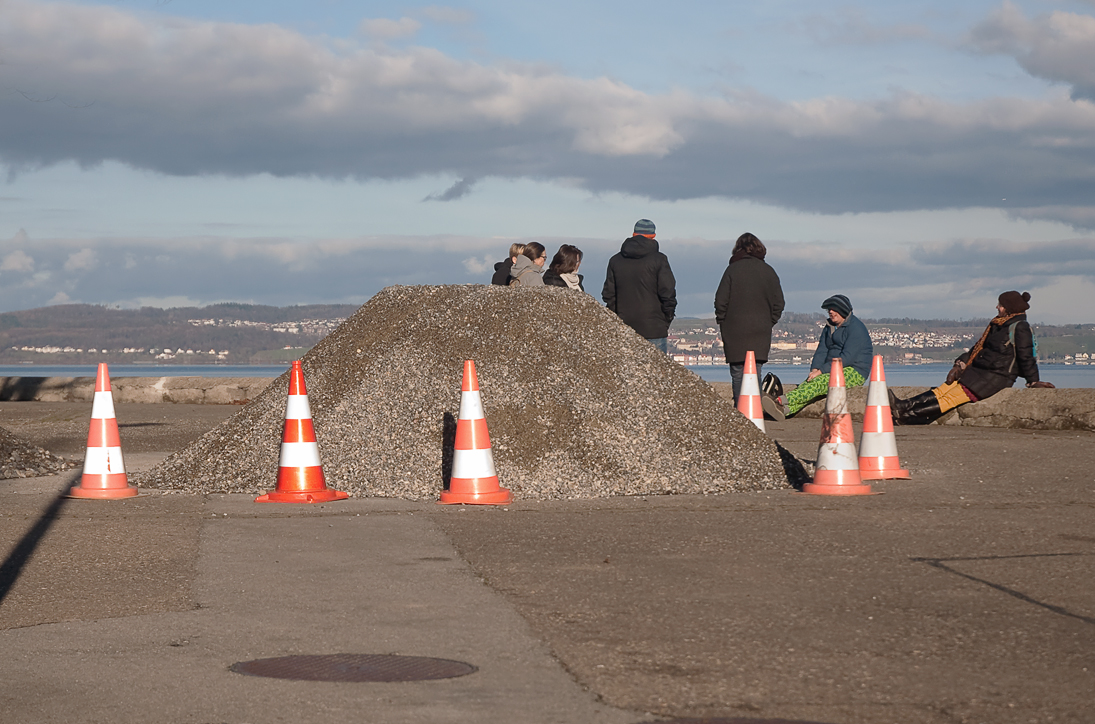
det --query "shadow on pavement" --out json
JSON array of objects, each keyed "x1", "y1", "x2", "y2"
[
  {"x1": 0, "y1": 473, "x2": 77, "y2": 606},
  {"x1": 911, "y1": 553, "x2": 1095, "y2": 625}
]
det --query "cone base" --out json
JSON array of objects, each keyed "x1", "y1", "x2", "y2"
[
  {"x1": 255, "y1": 489, "x2": 349, "y2": 504},
  {"x1": 801, "y1": 481, "x2": 876, "y2": 496},
  {"x1": 68, "y1": 485, "x2": 139, "y2": 499},
  {"x1": 438, "y1": 487, "x2": 512, "y2": 505}
]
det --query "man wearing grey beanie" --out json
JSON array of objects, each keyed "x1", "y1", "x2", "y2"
[
  {"x1": 768, "y1": 294, "x2": 872, "y2": 418},
  {"x1": 602, "y1": 219, "x2": 677, "y2": 352}
]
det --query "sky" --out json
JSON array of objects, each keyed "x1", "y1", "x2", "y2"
[{"x1": 2, "y1": 0, "x2": 1095, "y2": 323}]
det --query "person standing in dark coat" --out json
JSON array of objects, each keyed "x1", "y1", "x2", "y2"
[
  {"x1": 714, "y1": 232, "x2": 785, "y2": 402},
  {"x1": 889, "y1": 291, "x2": 1054, "y2": 424},
  {"x1": 602, "y1": 219, "x2": 677, "y2": 352}
]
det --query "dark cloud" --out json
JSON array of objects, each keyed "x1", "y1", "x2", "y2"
[
  {"x1": 0, "y1": 232, "x2": 1090, "y2": 322},
  {"x1": 2, "y1": 1, "x2": 1095, "y2": 224},
  {"x1": 423, "y1": 177, "x2": 478, "y2": 201},
  {"x1": 968, "y1": 2, "x2": 1095, "y2": 100}
]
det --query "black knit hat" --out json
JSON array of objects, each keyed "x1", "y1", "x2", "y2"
[
  {"x1": 633, "y1": 219, "x2": 656, "y2": 236},
  {"x1": 821, "y1": 294, "x2": 852, "y2": 318},
  {"x1": 998, "y1": 291, "x2": 1031, "y2": 314}
]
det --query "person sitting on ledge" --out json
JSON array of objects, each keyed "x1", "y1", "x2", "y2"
[
  {"x1": 889, "y1": 291, "x2": 1055, "y2": 425},
  {"x1": 768, "y1": 294, "x2": 873, "y2": 420}
]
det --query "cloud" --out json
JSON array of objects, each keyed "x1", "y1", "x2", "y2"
[
  {"x1": 424, "y1": 176, "x2": 478, "y2": 201},
  {"x1": 2, "y1": 1, "x2": 1095, "y2": 223},
  {"x1": 1, "y1": 249, "x2": 35, "y2": 272},
  {"x1": 968, "y1": 1, "x2": 1095, "y2": 100},
  {"x1": 360, "y1": 17, "x2": 421, "y2": 40},
  {"x1": 461, "y1": 254, "x2": 495, "y2": 275},
  {"x1": 0, "y1": 233, "x2": 1089, "y2": 323},
  {"x1": 63, "y1": 247, "x2": 98, "y2": 271}
]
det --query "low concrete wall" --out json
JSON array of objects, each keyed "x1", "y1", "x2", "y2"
[
  {"x1": 710, "y1": 382, "x2": 1095, "y2": 432},
  {"x1": 0, "y1": 376, "x2": 273, "y2": 405},
  {"x1": 5, "y1": 376, "x2": 1093, "y2": 431}
]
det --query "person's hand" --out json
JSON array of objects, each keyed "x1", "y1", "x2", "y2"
[
  {"x1": 806, "y1": 369, "x2": 822, "y2": 381},
  {"x1": 945, "y1": 365, "x2": 963, "y2": 384},
  {"x1": 1027, "y1": 381, "x2": 1055, "y2": 389}
]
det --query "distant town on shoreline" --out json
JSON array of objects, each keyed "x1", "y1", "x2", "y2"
[{"x1": 2, "y1": 303, "x2": 1093, "y2": 367}]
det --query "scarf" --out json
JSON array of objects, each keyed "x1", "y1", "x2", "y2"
[
  {"x1": 559, "y1": 272, "x2": 582, "y2": 291},
  {"x1": 964, "y1": 312, "x2": 1023, "y2": 369}
]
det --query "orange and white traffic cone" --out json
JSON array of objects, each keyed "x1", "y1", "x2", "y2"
[
  {"x1": 736, "y1": 350, "x2": 765, "y2": 432},
  {"x1": 256, "y1": 360, "x2": 348, "y2": 503},
  {"x1": 439, "y1": 360, "x2": 512, "y2": 505},
  {"x1": 802, "y1": 358, "x2": 873, "y2": 496},
  {"x1": 859, "y1": 355, "x2": 910, "y2": 480},
  {"x1": 69, "y1": 363, "x2": 138, "y2": 499}
]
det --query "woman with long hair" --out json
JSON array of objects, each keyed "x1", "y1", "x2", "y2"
[
  {"x1": 889, "y1": 291, "x2": 1054, "y2": 425},
  {"x1": 542, "y1": 244, "x2": 585, "y2": 291}
]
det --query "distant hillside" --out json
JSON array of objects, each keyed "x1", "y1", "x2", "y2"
[
  {"x1": 0, "y1": 303, "x2": 361, "y2": 365},
  {"x1": 3, "y1": 303, "x2": 1092, "y2": 366}
]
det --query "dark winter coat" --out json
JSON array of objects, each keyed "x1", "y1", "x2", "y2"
[
  {"x1": 810, "y1": 313, "x2": 873, "y2": 379},
  {"x1": 955, "y1": 315, "x2": 1039, "y2": 400},
  {"x1": 491, "y1": 259, "x2": 513, "y2": 286},
  {"x1": 543, "y1": 270, "x2": 585, "y2": 291},
  {"x1": 601, "y1": 236, "x2": 677, "y2": 339},
  {"x1": 713, "y1": 255, "x2": 785, "y2": 363}
]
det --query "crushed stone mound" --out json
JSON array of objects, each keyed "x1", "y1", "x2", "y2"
[
  {"x1": 139, "y1": 285, "x2": 798, "y2": 500},
  {"x1": 0, "y1": 426, "x2": 78, "y2": 479}
]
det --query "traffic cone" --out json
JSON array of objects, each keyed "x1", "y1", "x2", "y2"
[
  {"x1": 859, "y1": 355, "x2": 910, "y2": 480},
  {"x1": 802, "y1": 358, "x2": 873, "y2": 496},
  {"x1": 256, "y1": 361, "x2": 348, "y2": 503},
  {"x1": 69, "y1": 363, "x2": 138, "y2": 499},
  {"x1": 439, "y1": 360, "x2": 512, "y2": 505},
  {"x1": 736, "y1": 350, "x2": 765, "y2": 432}
]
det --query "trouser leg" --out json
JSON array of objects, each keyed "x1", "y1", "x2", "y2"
[
  {"x1": 729, "y1": 361, "x2": 764, "y2": 403},
  {"x1": 729, "y1": 363, "x2": 744, "y2": 402},
  {"x1": 786, "y1": 373, "x2": 829, "y2": 417}
]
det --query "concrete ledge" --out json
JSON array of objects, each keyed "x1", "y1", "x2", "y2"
[
  {"x1": 0, "y1": 376, "x2": 273, "y2": 405},
  {"x1": 711, "y1": 382, "x2": 1095, "y2": 431}
]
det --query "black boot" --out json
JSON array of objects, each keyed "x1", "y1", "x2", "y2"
[{"x1": 890, "y1": 390, "x2": 942, "y2": 426}]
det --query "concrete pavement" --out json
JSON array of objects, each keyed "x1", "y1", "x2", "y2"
[{"x1": 1, "y1": 402, "x2": 1093, "y2": 724}]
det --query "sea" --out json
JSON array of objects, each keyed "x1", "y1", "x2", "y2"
[{"x1": 0, "y1": 362, "x2": 1093, "y2": 388}]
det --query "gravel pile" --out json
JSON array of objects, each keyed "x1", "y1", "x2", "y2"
[
  {"x1": 139, "y1": 285, "x2": 799, "y2": 500},
  {"x1": 0, "y1": 426, "x2": 78, "y2": 479}
]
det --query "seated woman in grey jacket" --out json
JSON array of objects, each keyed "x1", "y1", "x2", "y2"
[{"x1": 768, "y1": 294, "x2": 873, "y2": 419}]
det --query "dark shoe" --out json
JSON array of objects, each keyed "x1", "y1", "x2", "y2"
[
  {"x1": 892, "y1": 390, "x2": 942, "y2": 425},
  {"x1": 761, "y1": 393, "x2": 786, "y2": 422}
]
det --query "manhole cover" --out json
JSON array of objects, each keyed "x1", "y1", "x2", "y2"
[{"x1": 230, "y1": 653, "x2": 477, "y2": 682}]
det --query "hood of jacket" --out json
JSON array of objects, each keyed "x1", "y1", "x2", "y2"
[
  {"x1": 511, "y1": 255, "x2": 542, "y2": 277},
  {"x1": 620, "y1": 235, "x2": 659, "y2": 259}
]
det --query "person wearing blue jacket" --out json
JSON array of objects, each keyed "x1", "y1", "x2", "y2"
[{"x1": 775, "y1": 294, "x2": 873, "y2": 418}]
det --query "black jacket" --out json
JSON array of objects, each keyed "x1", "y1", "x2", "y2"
[
  {"x1": 713, "y1": 255, "x2": 784, "y2": 363},
  {"x1": 543, "y1": 270, "x2": 585, "y2": 291},
  {"x1": 956, "y1": 314, "x2": 1040, "y2": 400},
  {"x1": 491, "y1": 259, "x2": 512, "y2": 286},
  {"x1": 601, "y1": 236, "x2": 676, "y2": 339}
]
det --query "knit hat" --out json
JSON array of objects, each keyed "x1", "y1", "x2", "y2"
[
  {"x1": 998, "y1": 290, "x2": 1031, "y2": 314},
  {"x1": 633, "y1": 219, "x2": 656, "y2": 236},
  {"x1": 821, "y1": 294, "x2": 853, "y2": 318}
]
